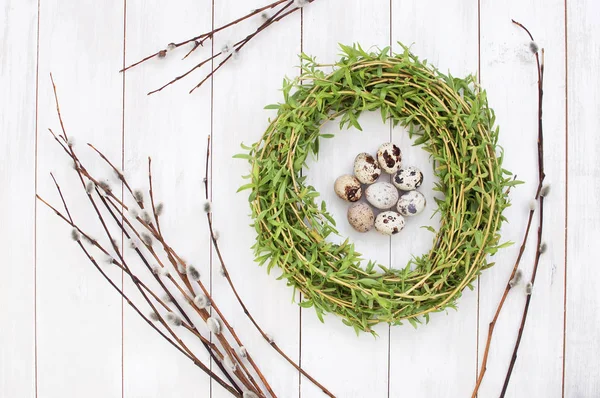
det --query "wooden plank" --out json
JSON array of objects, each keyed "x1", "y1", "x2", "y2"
[
  {"x1": 35, "y1": 1, "x2": 124, "y2": 396},
  {"x1": 389, "y1": 1, "x2": 479, "y2": 396},
  {"x1": 211, "y1": 1, "x2": 302, "y2": 397},
  {"x1": 565, "y1": 0, "x2": 600, "y2": 395},
  {"x1": 0, "y1": 1, "x2": 38, "y2": 397},
  {"x1": 122, "y1": 0, "x2": 214, "y2": 396},
  {"x1": 301, "y1": 1, "x2": 391, "y2": 397},
  {"x1": 478, "y1": 2, "x2": 566, "y2": 397}
]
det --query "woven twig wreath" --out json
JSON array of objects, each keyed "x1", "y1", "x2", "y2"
[{"x1": 239, "y1": 44, "x2": 514, "y2": 334}]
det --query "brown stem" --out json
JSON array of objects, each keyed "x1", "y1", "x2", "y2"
[
  {"x1": 120, "y1": 0, "x2": 288, "y2": 72},
  {"x1": 47, "y1": 80, "x2": 243, "y2": 396},
  {"x1": 147, "y1": 157, "x2": 162, "y2": 234},
  {"x1": 41, "y1": 193, "x2": 222, "y2": 354},
  {"x1": 102, "y1": 197, "x2": 265, "y2": 396},
  {"x1": 204, "y1": 136, "x2": 336, "y2": 397},
  {"x1": 99, "y1": 187, "x2": 250, "y2": 394},
  {"x1": 87, "y1": 143, "x2": 138, "y2": 207},
  {"x1": 188, "y1": 1, "x2": 296, "y2": 93},
  {"x1": 97, "y1": 155, "x2": 263, "y2": 396},
  {"x1": 471, "y1": 20, "x2": 546, "y2": 397},
  {"x1": 471, "y1": 206, "x2": 536, "y2": 397},
  {"x1": 150, "y1": 0, "x2": 303, "y2": 95},
  {"x1": 500, "y1": 21, "x2": 546, "y2": 397},
  {"x1": 38, "y1": 182, "x2": 239, "y2": 397}
]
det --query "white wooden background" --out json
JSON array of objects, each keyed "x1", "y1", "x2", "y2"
[{"x1": 1, "y1": 0, "x2": 598, "y2": 397}]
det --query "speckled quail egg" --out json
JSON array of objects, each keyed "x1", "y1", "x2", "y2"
[
  {"x1": 393, "y1": 166, "x2": 424, "y2": 191},
  {"x1": 396, "y1": 190, "x2": 426, "y2": 216},
  {"x1": 374, "y1": 211, "x2": 406, "y2": 235},
  {"x1": 365, "y1": 182, "x2": 399, "y2": 210},
  {"x1": 376, "y1": 142, "x2": 403, "y2": 174},
  {"x1": 334, "y1": 174, "x2": 362, "y2": 202},
  {"x1": 347, "y1": 202, "x2": 375, "y2": 232},
  {"x1": 353, "y1": 153, "x2": 381, "y2": 184}
]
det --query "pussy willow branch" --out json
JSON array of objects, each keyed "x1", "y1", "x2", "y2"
[
  {"x1": 102, "y1": 171, "x2": 267, "y2": 396},
  {"x1": 49, "y1": 86, "x2": 210, "y2": 370},
  {"x1": 50, "y1": 104, "x2": 253, "y2": 396},
  {"x1": 144, "y1": 162, "x2": 275, "y2": 396},
  {"x1": 39, "y1": 184, "x2": 210, "y2": 347},
  {"x1": 120, "y1": 0, "x2": 286, "y2": 72},
  {"x1": 471, "y1": 20, "x2": 546, "y2": 398},
  {"x1": 203, "y1": 136, "x2": 336, "y2": 398},
  {"x1": 37, "y1": 182, "x2": 238, "y2": 396},
  {"x1": 500, "y1": 20, "x2": 546, "y2": 397},
  {"x1": 43, "y1": 78, "x2": 274, "y2": 397},
  {"x1": 103, "y1": 159, "x2": 269, "y2": 395},
  {"x1": 43, "y1": 135, "x2": 256, "y2": 396},
  {"x1": 100, "y1": 193, "x2": 262, "y2": 396},
  {"x1": 45, "y1": 113, "x2": 245, "y2": 394},
  {"x1": 120, "y1": 0, "x2": 316, "y2": 95}
]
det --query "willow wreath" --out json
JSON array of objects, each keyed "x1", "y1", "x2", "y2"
[{"x1": 238, "y1": 44, "x2": 515, "y2": 334}]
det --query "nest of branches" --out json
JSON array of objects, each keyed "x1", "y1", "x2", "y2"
[{"x1": 242, "y1": 44, "x2": 517, "y2": 333}]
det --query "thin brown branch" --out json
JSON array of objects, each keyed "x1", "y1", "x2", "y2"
[
  {"x1": 49, "y1": 73, "x2": 69, "y2": 140},
  {"x1": 38, "y1": 182, "x2": 239, "y2": 397},
  {"x1": 471, "y1": 206, "x2": 536, "y2": 397},
  {"x1": 188, "y1": 1, "x2": 296, "y2": 93},
  {"x1": 149, "y1": 0, "x2": 304, "y2": 95},
  {"x1": 121, "y1": 0, "x2": 289, "y2": 72},
  {"x1": 38, "y1": 190, "x2": 221, "y2": 354},
  {"x1": 87, "y1": 143, "x2": 137, "y2": 205},
  {"x1": 148, "y1": 157, "x2": 162, "y2": 234},
  {"x1": 47, "y1": 80, "x2": 245, "y2": 396},
  {"x1": 94, "y1": 154, "x2": 263, "y2": 396},
  {"x1": 99, "y1": 188, "x2": 252, "y2": 394},
  {"x1": 147, "y1": 51, "x2": 223, "y2": 95},
  {"x1": 203, "y1": 136, "x2": 336, "y2": 398},
  {"x1": 500, "y1": 21, "x2": 546, "y2": 397},
  {"x1": 472, "y1": 20, "x2": 546, "y2": 397}
]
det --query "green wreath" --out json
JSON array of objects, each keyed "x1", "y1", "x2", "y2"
[{"x1": 238, "y1": 44, "x2": 514, "y2": 334}]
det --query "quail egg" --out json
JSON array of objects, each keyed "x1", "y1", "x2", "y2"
[
  {"x1": 353, "y1": 153, "x2": 381, "y2": 184},
  {"x1": 334, "y1": 174, "x2": 362, "y2": 202},
  {"x1": 365, "y1": 182, "x2": 399, "y2": 210},
  {"x1": 393, "y1": 166, "x2": 424, "y2": 191},
  {"x1": 347, "y1": 202, "x2": 375, "y2": 232},
  {"x1": 397, "y1": 190, "x2": 426, "y2": 216},
  {"x1": 374, "y1": 211, "x2": 406, "y2": 235},
  {"x1": 376, "y1": 142, "x2": 403, "y2": 174}
]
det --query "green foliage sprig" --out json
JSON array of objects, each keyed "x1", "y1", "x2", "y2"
[{"x1": 239, "y1": 44, "x2": 516, "y2": 334}]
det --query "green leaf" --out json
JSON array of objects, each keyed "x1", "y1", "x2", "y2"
[{"x1": 357, "y1": 278, "x2": 379, "y2": 287}]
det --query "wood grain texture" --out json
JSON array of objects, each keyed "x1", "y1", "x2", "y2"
[
  {"x1": 35, "y1": 1, "x2": 124, "y2": 397},
  {"x1": 478, "y1": 2, "x2": 566, "y2": 396},
  {"x1": 301, "y1": 1, "x2": 391, "y2": 397},
  {"x1": 565, "y1": 0, "x2": 600, "y2": 396},
  {"x1": 211, "y1": 2, "x2": 302, "y2": 397},
  {"x1": 389, "y1": 1, "x2": 479, "y2": 396},
  {"x1": 0, "y1": 1, "x2": 37, "y2": 397},
  {"x1": 123, "y1": 1, "x2": 213, "y2": 396},
  {"x1": 1, "y1": 0, "x2": 592, "y2": 396}
]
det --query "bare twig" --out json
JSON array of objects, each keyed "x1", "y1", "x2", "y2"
[
  {"x1": 37, "y1": 183, "x2": 239, "y2": 397},
  {"x1": 203, "y1": 136, "x2": 336, "y2": 398},
  {"x1": 148, "y1": 158, "x2": 162, "y2": 234},
  {"x1": 149, "y1": 0, "x2": 299, "y2": 95},
  {"x1": 42, "y1": 79, "x2": 264, "y2": 396},
  {"x1": 471, "y1": 20, "x2": 546, "y2": 398},
  {"x1": 500, "y1": 21, "x2": 546, "y2": 397},
  {"x1": 118, "y1": 0, "x2": 316, "y2": 95},
  {"x1": 120, "y1": 0, "x2": 288, "y2": 72}
]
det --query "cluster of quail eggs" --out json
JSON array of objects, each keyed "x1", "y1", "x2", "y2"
[{"x1": 333, "y1": 143, "x2": 426, "y2": 236}]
